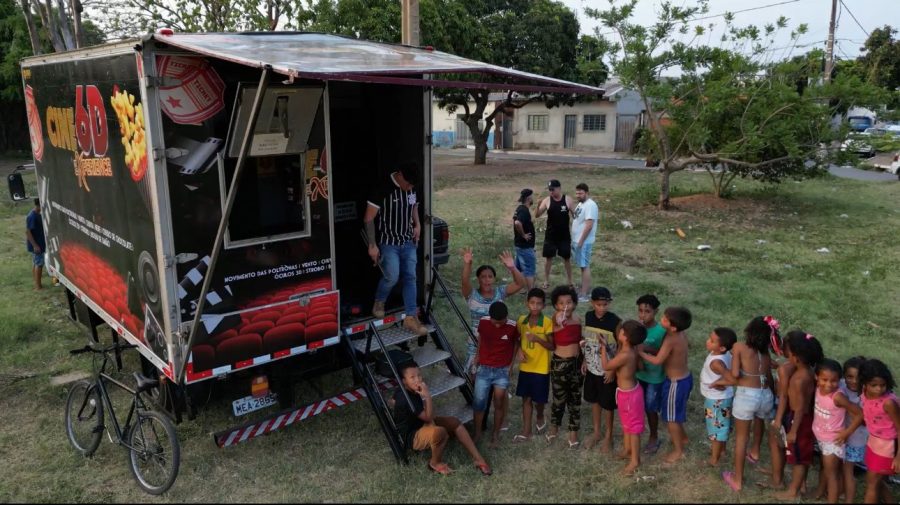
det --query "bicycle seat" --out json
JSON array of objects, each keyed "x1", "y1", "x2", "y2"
[{"x1": 133, "y1": 373, "x2": 158, "y2": 393}]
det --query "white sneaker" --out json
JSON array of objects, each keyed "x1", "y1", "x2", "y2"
[{"x1": 577, "y1": 295, "x2": 590, "y2": 303}]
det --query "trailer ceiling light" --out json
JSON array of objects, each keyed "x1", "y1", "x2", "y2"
[{"x1": 158, "y1": 28, "x2": 174, "y2": 36}]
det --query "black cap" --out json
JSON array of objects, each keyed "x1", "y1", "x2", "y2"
[
  {"x1": 548, "y1": 179, "x2": 561, "y2": 189},
  {"x1": 519, "y1": 188, "x2": 533, "y2": 202},
  {"x1": 591, "y1": 287, "x2": 612, "y2": 301},
  {"x1": 488, "y1": 301, "x2": 508, "y2": 321}
]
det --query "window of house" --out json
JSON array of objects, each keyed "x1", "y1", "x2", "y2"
[
  {"x1": 583, "y1": 114, "x2": 607, "y2": 132},
  {"x1": 527, "y1": 114, "x2": 549, "y2": 131}
]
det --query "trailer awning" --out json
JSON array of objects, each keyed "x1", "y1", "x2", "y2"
[{"x1": 149, "y1": 32, "x2": 602, "y2": 95}]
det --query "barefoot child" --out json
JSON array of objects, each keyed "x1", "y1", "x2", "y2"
[
  {"x1": 774, "y1": 331, "x2": 823, "y2": 501},
  {"x1": 811, "y1": 358, "x2": 864, "y2": 504},
  {"x1": 601, "y1": 320, "x2": 648, "y2": 475},
  {"x1": 546, "y1": 285, "x2": 583, "y2": 449},
  {"x1": 703, "y1": 327, "x2": 737, "y2": 466},
  {"x1": 840, "y1": 356, "x2": 868, "y2": 504},
  {"x1": 513, "y1": 288, "x2": 554, "y2": 442},
  {"x1": 764, "y1": 322, "x2": 792, "y2": 491},
  {"x1": 393, "y1": 361, "x2": 492, "y2": 475},
  {"x1": 721, "y1": 316, "x2": 778, "y2": 492},
  {"x1": 473, "y1": 301, "x2": 520, "y2": 448},
  {"x1": 635, "y1": 294, "x2": 665, "y2": 455},
  {"x1": 858, "y1": 359, "x2": 900, "y2": 504},
  {"x1": 638, "y1": 306, "x2": 693, "y2": 464},
  {"x1": 582, "y1": 286, "x2": 622, "y2": 452}
]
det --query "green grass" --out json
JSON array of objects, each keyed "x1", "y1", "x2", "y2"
[{"x1": 1, "y1": 156, "x2": 899, "y2": 502}]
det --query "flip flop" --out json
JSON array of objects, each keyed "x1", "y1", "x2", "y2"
[
  {"x1": 746, "y1": 453, "x2": 759, "y2": 465},
  {"x1": 642, "y1": 440, "x2": 661, "y2": 455},
  {"x1": 428, "y1": 461, "x2": 453, "y2": 476},
  {"x1": 512, "y1": 434, "x2": 531, "y2": 443},
  {"x1": 540, "y1": 282, "x2": 549, "y2": 290},
  {"x1": 722, "y1": 471, "x2": 741, "y2": 492},
  {"x1": 567, "y1": 440, "x2": 580, "y2": 450},
  {"x1": 545, "y1": 432, "x2": 557, "y2": 444},
  {"x1": 474, "y1": 461, "x2": 493, "y2": 476},
  {"x1": 535, "y1": 420, "x2": 547, "y2": 433}
]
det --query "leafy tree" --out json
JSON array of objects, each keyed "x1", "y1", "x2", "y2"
[
  {"x1": 858, "y1": 26, "x2": 900, "y2": 92},
  {"x1": 304, "y1": 0, "x2": 590, "y2": 165},
  {"x1": 89, "y1": 0, "x2": 303, "y2": 38},
  {"x1": 589, "y1": 0, "x2": 884, "y2": 209}
]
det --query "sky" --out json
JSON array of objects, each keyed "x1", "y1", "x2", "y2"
[{"x1": 561, "y1": 0, "x2": 898, "y2": 61}]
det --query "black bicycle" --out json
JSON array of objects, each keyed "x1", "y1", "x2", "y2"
[{"x1": 64, "y1": 342, "x2": 180, "y2": 495}]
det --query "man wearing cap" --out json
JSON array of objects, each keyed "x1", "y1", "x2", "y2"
[
  {"x1": 512, "y1": 188, "x2": 536, "y2": 290},
  {"x1": 364, "y1": 162, "x2": 428, "y2": 336},
  {"x1": 535, "y1": 180, "x2": 574, "y2": 290},
  {"x1": 571, "y1": 183, "x2": 599, "y2": 302}
]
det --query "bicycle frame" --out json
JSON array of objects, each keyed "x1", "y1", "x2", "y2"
[{"x1": 81, "y1": 350, "x2": 149, "y2": 453}]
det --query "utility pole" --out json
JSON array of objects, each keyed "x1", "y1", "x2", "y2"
[
  {"x1": 401, "y1": 0, "x2": 420, "y2": 46},
  {"x1": 824, "y1": 0, "x2": 837, "y2": 83}
]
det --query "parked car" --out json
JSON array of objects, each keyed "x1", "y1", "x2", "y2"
[
  {"x1": 841, "y1": 127, "x2": 900, "y2": 158},
  {"x1": 432, "y1": 216, "x2": 450, "y2": 266},
  {"x1": 888, "y1": 152, "x2": 900, "y2": 179}
]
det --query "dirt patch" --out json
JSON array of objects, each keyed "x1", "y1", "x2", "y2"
[
  {"x1": 434, "y1": 152, "x2": 572, "y2": 179},
  {"x1": 668, "y1": 193, "x2": 772, "y2": 213}
]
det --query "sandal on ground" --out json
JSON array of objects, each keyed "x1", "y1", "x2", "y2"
[
  {"x1": 745, "y1": 453, "x2": 759, "y2": 465},
  {"x1": 540, "y1": 282, "x2": 549, "y2": 290},
  {"x1": 428, "y1": 461, "x2": 453, "y2": 475},
  {"x1": 474, "y1": 461, "x2": 493, "y2": 476},
  {"x1": 535, "y1": 420, "x2": 547, "y2": 433},
  {"x1": 567, "y1": 440, "x2": 580, "y2": 450},
  {"x1": 642, "y1": 440, "x2": 661, "y2": 455},
  {"x1": 545, "y1": 432, "x2": 557, "y2": 444},
  {"x1": 722, "y1": 471, "x2": 741, "y2": 492},
  {"x1": 512, "y1": 434, "x2": 531, "y2": 443}
]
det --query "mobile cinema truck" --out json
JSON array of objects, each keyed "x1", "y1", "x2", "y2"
[{"x1": 19, "y1": 32, "x2": 600, "y2": 464}]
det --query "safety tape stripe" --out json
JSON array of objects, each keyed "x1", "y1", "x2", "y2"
[{"x1": 216, "y1": 380, "x2": 397, "y2": 448}]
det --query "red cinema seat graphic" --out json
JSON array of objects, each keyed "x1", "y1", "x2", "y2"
[
  {"x1": 306, "y1": 313, "x2": 337, "y2": 328},
  {"x1": 276, "y1": 312, "x2": 307, "y2": 326},
  {"x1": 215, "y1": 334, "x2": 262, "y2": 367},
  {"x1": 251, "y1": 310, "x2": 282, "y2": 324},
  {"x1": 208, "y1": 329, "x2": 237, "y2": 347},
  {"x1": 191, "y1": 344, "x2": 216, "y2": 372},
  {"x1": 239, "y1": 320, "x2": 274, "y2": 337},
  {"x1": 305, "y1": 322, "x2": 338, "y2": 343},
  {"x1": 262, "y1": 323, "x2": 305, "y2": 354},
  {"x1": 281, "y1": 304, "x2": 306, "y2": 316}
]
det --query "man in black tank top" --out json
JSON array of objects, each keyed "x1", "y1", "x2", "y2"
[{"x1": 535, "y1": 179, "x2": 574, "y2": 289}]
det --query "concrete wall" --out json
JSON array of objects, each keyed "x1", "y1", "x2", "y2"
[
  {"x1": 615, "y1": 90, "x2": 644, "y2": 116},
  {"x1": 431, "y1": 101, "x2": 498, "y2": 149},
  {"x1": 511, "y1": 101, "x2": 617, "y2": 151}
]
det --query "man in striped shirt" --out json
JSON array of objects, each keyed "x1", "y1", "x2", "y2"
[{"x1": 363, "y1": 163, "x2": 428, "y2": 336}]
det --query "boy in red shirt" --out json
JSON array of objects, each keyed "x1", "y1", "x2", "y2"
[{"x1": 474, "y1": 301, "x2": 520, "y2": 448}]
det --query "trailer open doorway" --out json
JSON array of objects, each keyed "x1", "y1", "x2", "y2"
[{"x1": 328, "y1": 82, "x2": 429, "y2": 324}]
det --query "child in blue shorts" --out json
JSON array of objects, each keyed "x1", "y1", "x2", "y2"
[
  {"x1": 702, "y1": 327, "x2": 737, "y2": 465},
  {"x1": 473, "y1": 301, "x2": 520, "y2": 448},
  {"x1": 513, "y1": 288, "x2": 554, "y2": 442}
]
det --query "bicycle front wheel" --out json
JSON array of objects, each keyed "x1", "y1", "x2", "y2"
[
  {"x1": 64, "y1": 380, "x2": 103, "y2": 457},
  {"x1": 127, "y1": 410, "x2": 180, "y2": 495}
]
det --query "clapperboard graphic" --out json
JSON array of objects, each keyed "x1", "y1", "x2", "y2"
[{"x1": 177, "y1": 255, "x2": 241, "y2": 341}]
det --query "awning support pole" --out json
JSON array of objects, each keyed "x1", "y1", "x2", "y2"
[{"x1": 177, "y1": 66, "x2": 271, "y2": 384}]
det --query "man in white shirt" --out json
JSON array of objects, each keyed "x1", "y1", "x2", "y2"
[{"x1": 571, "y1": 183, "x2": 599, "y2": 302}]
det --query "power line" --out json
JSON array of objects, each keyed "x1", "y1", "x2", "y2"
[{"x1": 838, "y1": 0, "x2": 869, "y2": 38}]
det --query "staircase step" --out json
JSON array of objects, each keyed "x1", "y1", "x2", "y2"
[
  {"x1": 427, "y1": 372, "x2": 466, "y2": 398},
  {"x1": 352, "y1": 323, "x2": 434, "y2": 353},
  {"x1": 440, "y1": 398, "x2": 474, "y2": 425},
  {"x1": 410, "y1": 345, "x2": 452, "y2": 369}
]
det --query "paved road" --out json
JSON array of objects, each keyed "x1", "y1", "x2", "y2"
[{"x1": 437, "y1": 149, "x2": 898, "y2": 182}]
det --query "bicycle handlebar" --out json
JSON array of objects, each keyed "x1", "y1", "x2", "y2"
[{"x1": 69, "y1": 342, "x2": 137, "y2": 356}]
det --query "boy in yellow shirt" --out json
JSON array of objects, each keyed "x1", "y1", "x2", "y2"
[{"x1": 512, "y1": 288, "x2": 555, "y2": 442}]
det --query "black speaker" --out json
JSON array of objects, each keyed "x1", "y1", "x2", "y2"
[{"x1": 7, "y1": 173, "x2": 26, "y2": 201}]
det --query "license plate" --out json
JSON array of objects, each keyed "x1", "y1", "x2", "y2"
[{"x1": 232, "y1": 392, "x2": 278, "y2": 417}]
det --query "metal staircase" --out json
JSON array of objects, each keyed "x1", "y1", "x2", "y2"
[{"x1": 342, "y1": 267, "x2": 475, "y2": 463}]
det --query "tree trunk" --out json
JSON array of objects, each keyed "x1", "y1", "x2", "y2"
[
  {"x1": 473, "y1": 141, "x2": 488, "y2": 165},
  {"x1": 70, "y1": 0, "x2": 84, "y2": 48},
  {"x1": 55, "y1": 0, "x2": 76, "y2": 50},
  {"x1": 40, "y1": 0, "x2": 65, "y2": 52},
  {"x1": 658, "y1": 166, "x2": 672, "y2": 210},
  {"x1": 20, "y1": 0, "x2": 43, "y2": 55}
]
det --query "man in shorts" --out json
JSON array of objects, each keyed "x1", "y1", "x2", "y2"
[
  {"x1": 535, "y1": 179, "x2": 574, "y2": 290},
  {"x1": 25, "y1": 198, "x2": 45, "y2": 290},
  {"x1": 571, "y1": 183, "x2": 599, "y2": 303},
  {"x1": 512, "y1": 188, "x2": 536, "y2": 290}
]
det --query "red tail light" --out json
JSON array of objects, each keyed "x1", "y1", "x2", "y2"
[
  {"x1": 441, "y1": 228, "x2": 449, "y2": 243},
  {"x1": 894, "y1": 153, "x2": 899, "y2": 162}
]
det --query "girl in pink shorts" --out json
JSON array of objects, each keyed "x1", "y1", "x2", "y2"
[{"x1": 858, "y1": 359, "x2": 900, "y2": 504}]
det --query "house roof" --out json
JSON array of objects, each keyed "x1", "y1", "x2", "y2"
[{"x1": 149, "y1": 32, "x2": 603, "y2": 95}]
